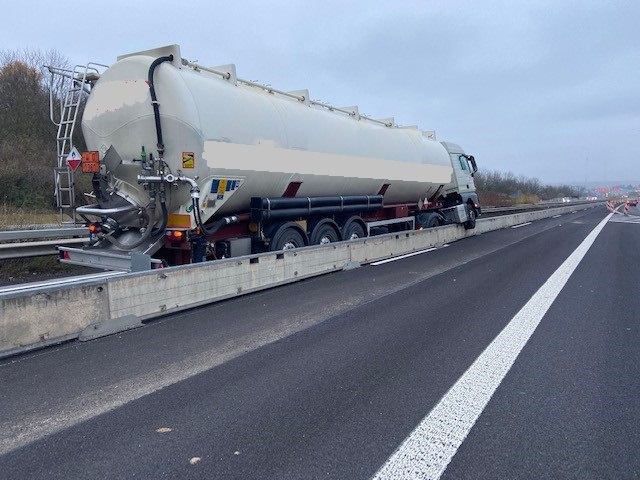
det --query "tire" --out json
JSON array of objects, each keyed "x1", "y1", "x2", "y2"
[
  {"x1": 464, "y1": 204, "x2": 476, "y2": 230},
  {"x1": 416, "y1": 212, "x2": 440, "y2": 229},
  {"x1": 343, "y1": 220, "x2": 366, "y2": 240},
  {"x1": 310, "y1": 223, "x2": 340, "y2": 245},
  {"x1": 270, "y1": 225, "x2": 306, "y2": 251}
]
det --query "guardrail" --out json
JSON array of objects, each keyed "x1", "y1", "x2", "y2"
[
  {"x1": 0, "y1": 202, "x2": 603, "y2": 359},
  {"x1": 0, "y1": 227, "x2": 89, "y2": 260},
  {"x1": 0, "y1": 201, "x2": 600, "y2": 260},
  {"x1": 481, "y1": 200, "x2": 598, "y2": 216}
]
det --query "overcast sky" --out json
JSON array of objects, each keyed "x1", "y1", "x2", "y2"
[{"x1": 2, "y1": 0, "x2": 639, "y2": 184}]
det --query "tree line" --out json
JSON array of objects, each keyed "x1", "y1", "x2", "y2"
[{"x1": 473, "y1": 170, "x2": 579, "y2": 206}]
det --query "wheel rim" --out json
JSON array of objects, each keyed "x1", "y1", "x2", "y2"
[
  {"x1": 282, "y1": 240, "x2": 297, "y2": 250},
  {"x1": 346, "y1": 224, "x2": 364, "y2": 240},
  {"x1": 271, "y1": 224, "x2": 306, "y2": 251}
]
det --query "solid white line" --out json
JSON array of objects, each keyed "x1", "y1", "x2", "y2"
[
  {"x1": 552, "y1": 214, "x2": 562, "y2": 218},
  {"x1": 372, "y1": 213, "x2": 613, "y2": 480},
  {"x1": 371, "y1": 245, "x2": 449, "y2": 265},
  {"x1": 511, "y1": 222, "x2": 532, "y2": 229}
]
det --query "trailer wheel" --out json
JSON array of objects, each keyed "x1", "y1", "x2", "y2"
[
  {"x1": 310, "y1": 222, "x2": 341, "y2": 245},
  {"x1": 464, "y1": 204, "x2": 476, "y2": 230},
  {"x1": 416, "y1": 212, "x2": 440, "y2": 229},
  {"x1": 270, "y1": 225, "x2": 306, "y2": 251},
  {"x1": 343, "y1": 220, "x2": 366, "y2": 240}
]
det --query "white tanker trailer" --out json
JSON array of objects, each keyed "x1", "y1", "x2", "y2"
[{"x1": 56, "y1": 45, "x2": 480, "y2": 270}]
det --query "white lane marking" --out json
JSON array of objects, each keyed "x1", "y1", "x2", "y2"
[
  {"x1": 372, "y1": 213, "x2": 613, "y2": 480},
  {"x1": 510, "y1": 222, "x2": 532, "y2": 229},
  {"x1": 371, "y1": 245, "x2": 449, "y2": 265},
  {"x1": 552, "y1": 214, "x2": 562, "y2": 218}
]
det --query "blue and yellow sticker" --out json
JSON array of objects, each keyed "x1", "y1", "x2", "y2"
[{"x1": 210, "y1": 179, "x2": 241, "y2": 201}]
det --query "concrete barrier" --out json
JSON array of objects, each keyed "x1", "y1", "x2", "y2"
[{"x1": 0, "y1": 203, "x2": 601, "y2": 358}]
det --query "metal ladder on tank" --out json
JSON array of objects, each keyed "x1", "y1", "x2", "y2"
[{"x1": 48, "y1": 63, "x2": 107, "y2": 224}]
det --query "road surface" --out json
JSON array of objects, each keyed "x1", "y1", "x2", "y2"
[{"x1": 1, "y1": 207, "x2": 638, "y2": 479}]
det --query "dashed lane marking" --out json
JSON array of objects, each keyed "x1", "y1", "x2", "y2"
[{"x1": 372, "y1": 212, "x2": 613, "y2": 480}]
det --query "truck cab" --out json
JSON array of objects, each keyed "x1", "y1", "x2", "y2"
[{"x1": 440, "y1": 141, "x2": 481, "y2": 216}]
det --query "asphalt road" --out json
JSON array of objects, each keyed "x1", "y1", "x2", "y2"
[{"x1": 1, "y1": 207, "x2": 638, "y2": 479}]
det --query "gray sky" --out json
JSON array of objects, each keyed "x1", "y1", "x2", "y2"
[{"x1": 2, "y1": 0, "x2": 639, "y2": 184}]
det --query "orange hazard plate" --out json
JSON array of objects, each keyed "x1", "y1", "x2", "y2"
[{"x1": 82, "y1": 151, "x2": 100, "y2": 173}]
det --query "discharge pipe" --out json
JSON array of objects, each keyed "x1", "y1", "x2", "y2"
[{"x1": 102, "y1": 205, "x2": 155, "y2": 250}]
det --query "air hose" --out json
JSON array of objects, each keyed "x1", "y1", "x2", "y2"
[{"x1": 192, "y1": 197, "x2": 239, "y2": 236}]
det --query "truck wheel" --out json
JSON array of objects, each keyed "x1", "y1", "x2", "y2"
[
  {"x1": 416, "y1": 212, "x2": 440, "y2": 229},
  {"x1": 464, "y1": 204, "x2": 476, "y2": 230},
  {"x1": 343, "y1": 221, "x2": 366, "y2": 240},
  {"x1": 310, "y1": 223, "x2": 340, "y2": 245},
  {"x1": 270, "y1": 225, "x2": 306, "y2": 251}
]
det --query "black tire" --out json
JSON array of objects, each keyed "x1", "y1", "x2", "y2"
[
  {"x1": 270, "y1": 226, "x2": 306, "y2": 251},
  {"x1": 416, "y1": 212, "x2": 440, "y2": 229},
  {"x1": 343, "y1": 221, "x2": 366, "y2": 240},
  {"x1": 310, "y1": 223, "x2": 340, "y2": 245},
  {"x1": 464, "y1": 204, "x2": 476, "y2": 230}
]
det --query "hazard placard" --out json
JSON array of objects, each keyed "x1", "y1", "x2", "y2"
[
  {"x1": 182, "y1": 151, "x2": 194, "y2": 169},
  {"x1": 66, "y1": 147, "x2": 81, "y2": 172}
]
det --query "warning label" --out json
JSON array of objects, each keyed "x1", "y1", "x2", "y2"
[
  {"x1": 66, "y1": 147, "x2": 82, "y2": 172},
  {"x1": 182, "y1": 152, "x2": 195, "y2": 169}
]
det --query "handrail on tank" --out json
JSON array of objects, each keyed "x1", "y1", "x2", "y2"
[
  {"x1": 181, "y1": 58, "x2": 394, "y2": 128},
  {"x1": 46, "y1": 63, "x2": 109, "y2": 126}
]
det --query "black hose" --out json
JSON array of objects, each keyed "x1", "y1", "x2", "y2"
[
  {"x1": 151, "y1": 200, "x2": 168, "y2": 237},
  {"x1": 192, "y1": 197, "x2": 238, "y2": 236},
  {"x1": 148, "y1": 55, "x2": 174, "y2": 157}
]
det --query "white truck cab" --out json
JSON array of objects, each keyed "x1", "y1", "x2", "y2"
[{"x1": 441, "y1": 141, "x2": 481, "y2": 217}]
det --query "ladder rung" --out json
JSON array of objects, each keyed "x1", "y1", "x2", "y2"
[
  {"x1": 59, "y1": 136, "x2": 71, "y2": 141},
  {"x1": 64, "y1": 102, "x2": 79, "y2": 107}
]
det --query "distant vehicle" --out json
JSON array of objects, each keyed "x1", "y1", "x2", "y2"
[{"x1": 627, "y1": 198, "x2": 638, "y2": 207}]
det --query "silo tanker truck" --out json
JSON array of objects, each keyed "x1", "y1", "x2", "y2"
[{"x1": 54, "y1": 45, "x2": 480, "y2": 271}]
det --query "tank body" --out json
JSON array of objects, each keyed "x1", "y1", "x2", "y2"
[{"x1": 82, "y1": 45, "x2": 453, "y2": 225}]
